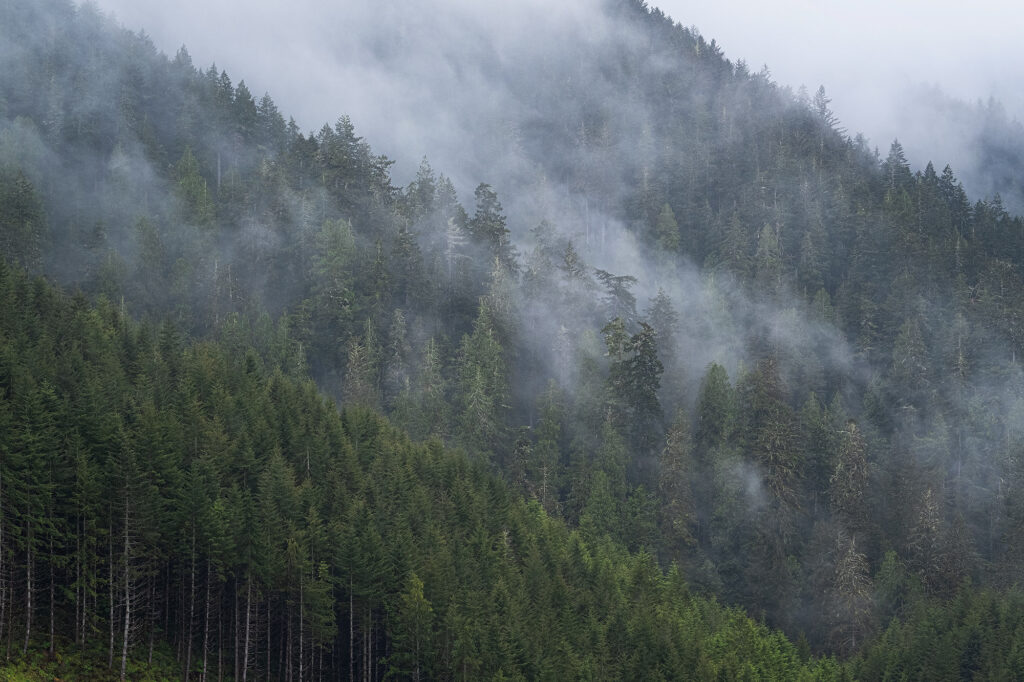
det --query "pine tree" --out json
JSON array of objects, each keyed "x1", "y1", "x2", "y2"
[
  {"x1": 0, "y1": 170, "x2": 46, "y2": 270},
  {"x1": 456, "y1": 303, "x2": 509, "y2": 460},
  {"x1": 829, "y1": 420, "x2": 869, "y2": 538},
  {"x1": 829, "y1": 534, "x2": 873, "y2": 655},
  {"x1": 468, "y1": 184, "x2": 516, "y2": 274},
  {"x1": 175, "y1": 147, "x2": 216, "y2": 227},
  {"x1": 389, "y1": 572, "x2": 434, "y2": 681},
  {"x1": 658, "y1": 410, "x2": 696, "y2": 554},
  {"x1": 694, "y1": 363, "x2": 734, "y2": 454},
  {"x1": 654, "y1": 203, "x2": 680, "y2": 253}
]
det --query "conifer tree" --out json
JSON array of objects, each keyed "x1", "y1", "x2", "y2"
[
  {"x1": 658, "y1": 410, "x2": 696, "y2": 555},
  {"x1": 654, "y1": 203, "x2": 680, "y2": 253}
]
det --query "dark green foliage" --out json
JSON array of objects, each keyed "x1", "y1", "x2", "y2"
[
  {"x1": 468, "y1": 183, "x2": 516, "y2": 276},
  {"x1": 853, "y1": 588, "x2": 1024, "y2": 680},
  {"x1": 0, "y1": 169, "x2": 46, "y2": 269},
  {"x1": 5, "y1": 0, "x2": 1024, "y2": 669},
  {"x1": 0, "y1": 263, "x2": 836, "y2": 678}
]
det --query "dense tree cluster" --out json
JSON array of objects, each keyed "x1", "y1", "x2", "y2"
[
  {"x1": 3, "y1": 0, "x2": 1024, "y2": 677},
  {"x1": 0, "y1": 261, "x2": 845, "y2": 679}
]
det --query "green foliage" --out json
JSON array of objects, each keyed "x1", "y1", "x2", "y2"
[
  {"x1": 0, "y1": 262, "x2": 839, "y2": 678},
  {"x1": 7, "y1": 0, "x2": 1024, "y2": 669},
  {"x1": 174, "y1": 147, "x2": 215, "y2": 226},
  {"x1": 655, "y1": 202, "x2": 680, "y2": 253},
  {"x1": 0, "y1": 168, "x2": 45, "y2": 269}
]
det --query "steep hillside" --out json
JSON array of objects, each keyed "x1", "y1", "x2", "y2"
[
  {"x1": 3, "y1": 0, "x2": 1024, "y2": 669},
  {"x1": 0, "y1": 261, "x2": 848, "y2": 679}
]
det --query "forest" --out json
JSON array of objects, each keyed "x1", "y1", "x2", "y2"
[{"x1": 3, "y1": 0, "x2": 1024, "y2": 678}]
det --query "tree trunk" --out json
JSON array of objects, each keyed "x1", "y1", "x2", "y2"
[
  {"x1": 74, "y1": 520, "x2": 80, "y2": 647},
  {"x1": 177, "y1": 576, "x2": 185, "y2": 667},
  {"x1": 108, "y1": 509, "x2": 115, "y2": 670},
  {"x1": 233, "y1": 583, "x2": 239, "y2": 682},
  {"x1": 120, "y1": 503, "x2": 131, "y2": 682},
  {"x1": 279, "y1": 599, "x2": 286, "y2": 682},
  {"x1": 265, "y1": 597, "x2": 271, "y2": 682},
  {"x1": 22, "y1": 519, "x2": 31, "y2": 657},
  {"x1": 242, "y1": 579, "x2": 252, "y2": 682},
  {"x1": 80, "y1": 532, "x2": 87, "y2": 648},
  {"x1": 202, "y1": 560, "x2": 211, "y2": 682},
  {"x1": 6, "y1": 577, "x2": 14, "y2": 660},
  {"x1": 0, "y1": 464, "x2": 4, "y2": 648},
  {"x1": 186, "y1": 527, "x2": 195, "y2": 681},
  {"x1": 164, "y1": 568, "x2": 170, "y2": 638},
  {"x1": 148, "y1": 578, "x2": 154, "y2": 666},
  {"x1": 349, "y1": 577, "x2": 353, "y2": 682},
  {"x1": 286, "y1": 601, "x2": 292, "y2": 682},
  {"x1": 48, "y1": 530, "x2": 54, "y2": 656},
  {"x1": 298, "y1": 574, "x2": 304, "y2": 682},
  {"x1": 217, "y1": 597, "x2": 223, "y2": 682}
]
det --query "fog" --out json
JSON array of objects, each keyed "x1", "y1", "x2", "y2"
[
  {"x1": 75, "y1": 0, "x2": 1020, "y2": 402},
  {"x1": 90, "y1": 0, "x2": 1024, "y2": 198},
  {"x1": 85, "y1": 0, "x2": 608, "y2": 187},
  {"x1": 1, "y1": 0, "x2": 1021, "y2": 649},
  {"x1": 662, "y1": 1, "x2": 1024, "y2": 207},
  {"x1": 662, "y1": 1, "x2": 1024, "y2": 128}
]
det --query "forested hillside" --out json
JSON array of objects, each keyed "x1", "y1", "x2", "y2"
[
  {"x1": 0, "y1": 260, "x2": 847, "y2": 680},
  {"x1": 3, "y1": 0, "x2": 1024, "y2": 678}
]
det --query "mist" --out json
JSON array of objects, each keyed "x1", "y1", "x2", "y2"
[
  {"x1": 72, "y1": 0, "x2": 1024, "y2": 473},
  {"x1": 662, "y1": 1, "x2": 1024, "y2": 209},
  {"x1": 5, "y1": 0, "x2": 1024, "y2": 658},
  {"x1": 88, "y1": 0, "x2": 1024, "y2": 206}
]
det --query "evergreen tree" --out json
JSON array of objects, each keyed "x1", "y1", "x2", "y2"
[
  {"x1": 654, "y1": 203, "x2": 680, "y2": 253},
  {"x1": 829, "y1": 420, "x2": 870, "y2": 538},
  {"x1": 0, "y1": 170, "x2": 46, "y2": 270},
  {"x1": 468, "y1": 184, "x2": 516, "y2": 274},
  {"x1": 658, "y1": 410, "x2": 696, "y2": 555},
  {"x1": 175, "y1": 147, "x2": 215, "y2": 227}
]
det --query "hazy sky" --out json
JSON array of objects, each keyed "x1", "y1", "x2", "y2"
[
  {"x1": 657, "y1": 1, "x2": 1024, "y2": 152},
  {"x1": 88, "y1": 0, "x2": 1023, "y2": 174}
]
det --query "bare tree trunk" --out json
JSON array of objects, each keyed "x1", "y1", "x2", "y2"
[
  {"x1": 74, "y1": 520, "x2": 80, "y2": 647},
  {"x1": 22, "y1": 519, "x2": 31, "y2": 657},
  {"x1": 298, "y1": 574, "x2": 303, "y2": 682},
  {"x1": 349, "y1": 577, "x2": 353, "y2": 682},
  {"x1": 217, "y1": 595, "x2": 223, "y2": 682},
  {"x1": 148, "y1": 578, "x2": 154, "y2": 666},
  {"x1": 202, "y1": 560, "x2": 211, "y2": 682},
  {"x1": 242, "y1": 579, "x2": 252, "y2": 682},
  {"x1": 0, "y1": 464, "x2": 4, "y2": 648},
  {"x1": 80, "y1": 535, "x2": 88, "y2": 648},
  {"x1": 234, "y1": 584, "x2": 239, "y2": 682},
  {"x1": 120, "y1": 503, "x2": 131, "y2": 682},
  {"x1": 164, "y1": 568, "x2": 170, "y2": 638},
  {"x1": 265, "y1": 598, "x2": 270, "y2": 682},
  {"x1": 186, "y1": 527, "x2": 196, "y2": 681},
  {"x1": 48, "y1": 530, "x2": 54, "y2": 656},
  {"x1": 177, "y1": 577, "x2": 185, "y2": 666},
  {"x1": 280, "y1": 600, "x2": 287, "y2": 682},
  {"x1": 6, "y1": 578, "x2": 14, "y2": 660},
  {"x1": 108, "y1": 508, "x2": 115, "y2": 670},
  {"x1": 286, "y1": 602, "x2": 292, "y2": 682}
]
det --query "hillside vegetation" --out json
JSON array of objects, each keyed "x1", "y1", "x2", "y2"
[{"x1": 3, "y1": 0, "x2": 1024, "y2": 678}]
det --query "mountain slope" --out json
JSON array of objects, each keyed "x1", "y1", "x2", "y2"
[
  {"x1": 3, "y1": 0, "x2": 1024, "y2": 667},
  {"x1": 0, "y1": 260, "x2": 850, "y2": 679}
]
